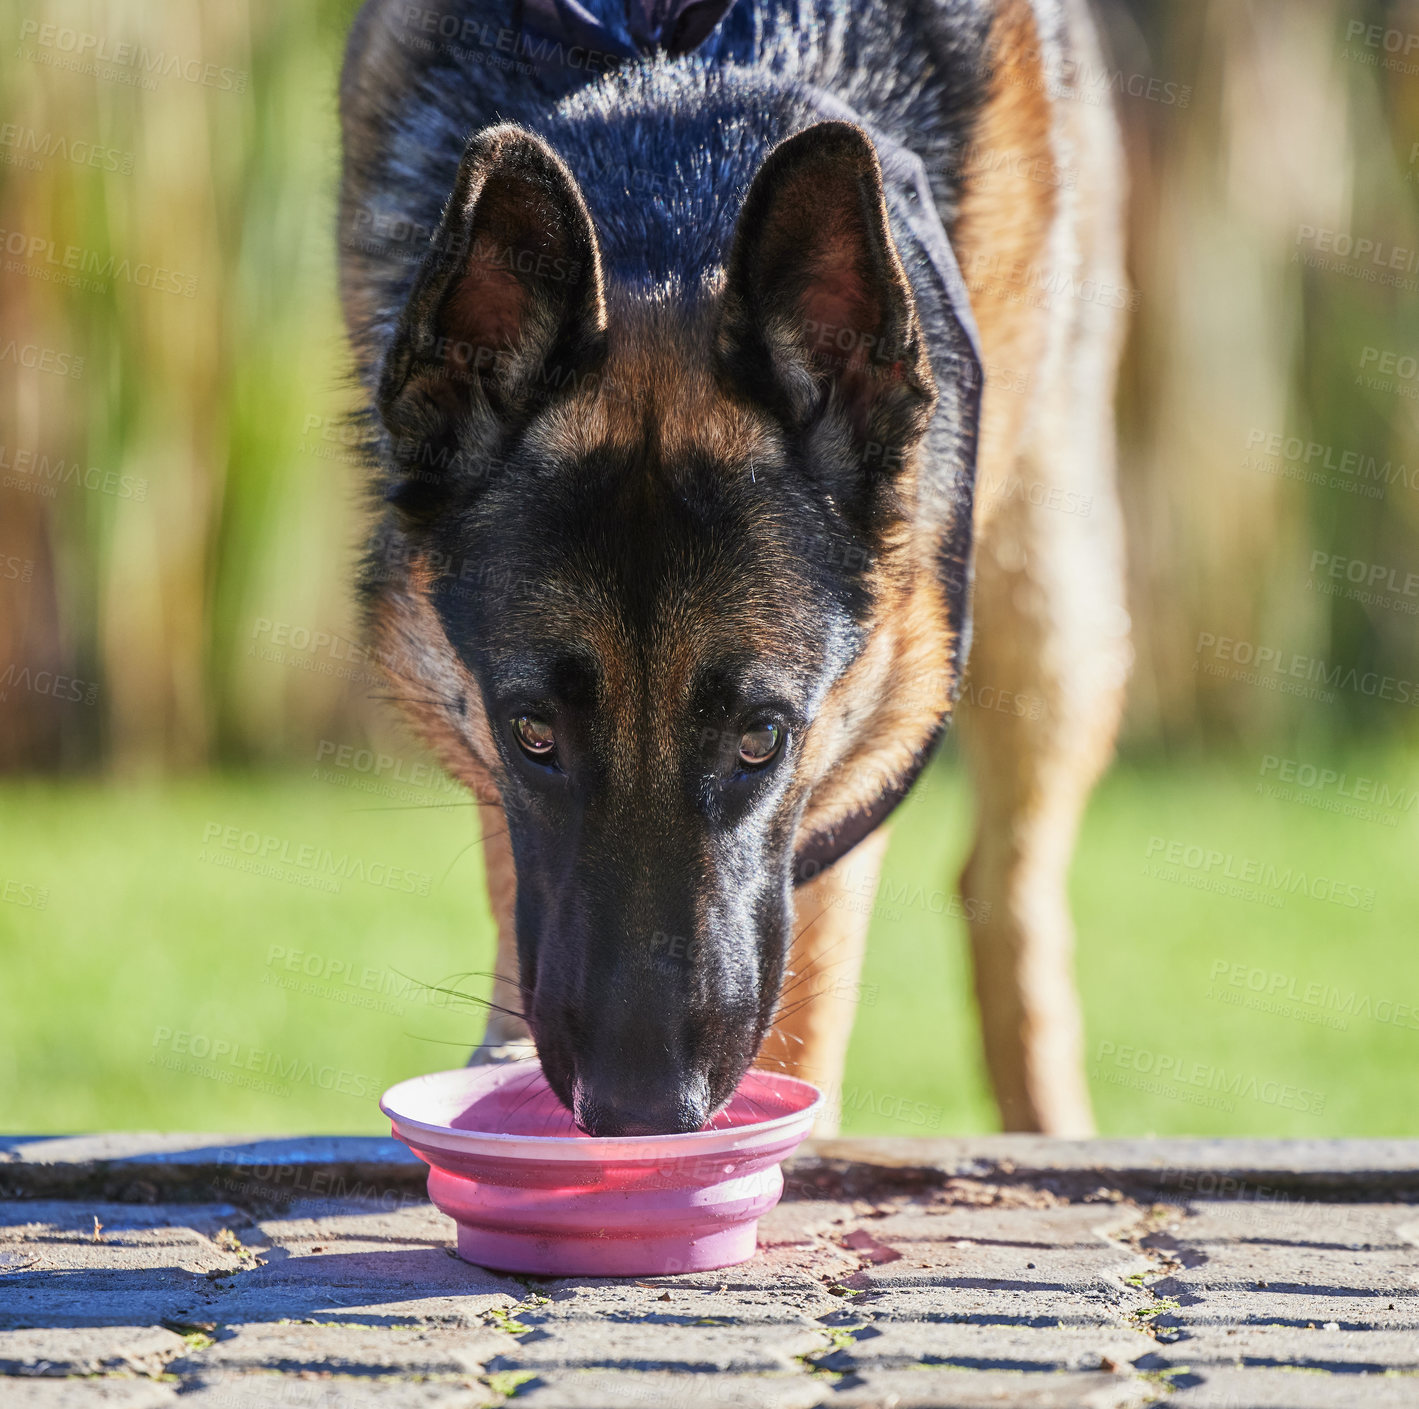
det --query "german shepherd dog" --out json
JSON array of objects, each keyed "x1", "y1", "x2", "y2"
[{"x1": 338, "y1": 0, "x2": 1129, "y2": 1137}]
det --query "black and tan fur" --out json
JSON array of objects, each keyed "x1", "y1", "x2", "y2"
[{"x1": 339, "y1": 0, "x2": 1129, "y2": 1136}]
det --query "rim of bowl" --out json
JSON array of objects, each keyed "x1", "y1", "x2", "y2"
[{"x1": 380, "y1": 1066, "x2": 824, "y2": 1161}]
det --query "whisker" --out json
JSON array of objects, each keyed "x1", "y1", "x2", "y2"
[
  {"x1": 732, "y1": 1089, "x2": 772, "y2": 1122},
  {"x1": 787, "y1": 907, "x2": 829, "y2": 953},
  {"x1": 367, "y1": 693, "x2": 461, "y2": 708},
  {"x1": 765, "y1": 1027, "x2": 805, "y2": 1048},
  {"x1": 502, "y1": 1068, "x2": 555, "y2": 1126},
  {"x1": 770, "y1": 996, "x2": 821, "y2": 1026},
  {"x1": 437, "y1": 828, "x2": 507, "y2": 888},
  {"x1": 426, "y1": 967, "x2": 523, "y2": 990},
  {"x1": 343, "y1": 800, "x2": 481, "y2": 813}
]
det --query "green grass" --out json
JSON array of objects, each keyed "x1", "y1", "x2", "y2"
[{"x1": 1, "y1": 748, "x2": 1415, "y2": 1136}]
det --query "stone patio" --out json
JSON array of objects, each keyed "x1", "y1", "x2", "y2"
[{"x1": 2, "y1": 1136, "x2": 1417, "y2": 1407}]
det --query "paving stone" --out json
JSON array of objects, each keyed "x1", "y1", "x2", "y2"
[
  {"x1": 1152, "y1": 1288, "x2": 1419, "y2": 1333},
  {"x1": 507, "y1": 1370, "x2": 830, "y2": 1409},
  {"x1": 0, "y1": 1203, "x2": 249, "y2": 1276},
  {"x1": 5, "y1": 1137, "x2": 1419, "y2": 1408},
  {"x1": 1149, "y1": 1325, "x2": 1419, "y2": 1371},
  {"x1": 0, "y1": 1202, "x2": 252, "y2": 1331},
  {"x1": 0, "y1": 1323, "x2": 187, "y2": 1376},
  {"x1": 1, "y1": 1272, "x2": 236, "y2": 1331},
  {"x1": 1152, "y1": 1244, "x2": 1419, "y2": 1330},
  {"x1": 0, "y1": 1203, "x2": 247, "y2": 1243},
  {"x1": 818, "y1": 1321, "x2": 1158, "y2": 1372},
  {"x1": 840, "y1": 1242, "x2": 1152, "y2": 1288},
  {"x1": 252, "y1": 1198, "x2": 455, "y2": 1248},
  {"x1": 754, "y1": 1200, "x2": 863, "y2": 1249},
  {"x1": 0, "y1": 1382, "x2": 179, "y2": 1408},
  {"x1": 842, "y1": 1242, "x2": 1151, "y2": 1291},
  {"x1": 168, "y1": 1373, "x2": 495, "y2": 1407},
  {"x1": 1157, "y1": 1366, "x2": 1419, "y2": 1408},
  {"x1": 830, "y1": 1283, "x2": 1150, "y2": 1328},
  {"x1": 166, "y1": 1321, "x2": 517, "y2": 1376},
  {"x1": 1158, "y1": 1241, "x2": 1419, "y2": 1290},
  {"x1": 571, "y1": 1242, "x2": 857, "y2": 1306},
  {"x1": 11, "y1": 1134, "x2": 1419, "y2": 1200},
  {"x1": 859, "y1": 1203, "x2": 1146, "y2": 1248},
  {"x1": 826, "y1": 1368, "x2": 1153, "y2": 1408},
  {"x1": 486, "y1": 1319, "x2": 828, "y2": 1373},
  {"x1": 1160, "y1": 1203, "x2": 1415, "y2": 1250},
  {"x1": 533, "y1": 1278, "x2": 840, "y2": 1323},
  {"x1": 185, "y1": 1243, "x2": 521, "y2": 1327}
]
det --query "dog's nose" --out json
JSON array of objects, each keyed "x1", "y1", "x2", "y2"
[{"x1": 573, "y1": 1083, "x2": 709, "y2": 1138}]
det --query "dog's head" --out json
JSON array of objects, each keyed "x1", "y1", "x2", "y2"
[{"x1": 369, "y1": 121, "x2": 972, "y2": 1135}]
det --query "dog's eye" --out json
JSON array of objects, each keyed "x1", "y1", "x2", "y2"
[
  {"x1": 512, "y1": 714, "x2": 556, "y2": 761},
  {"x1": 737, "y1": 723, "x2": 783, "y2": 768}
]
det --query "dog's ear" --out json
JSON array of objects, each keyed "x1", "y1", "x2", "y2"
[
  {"x1": 716, "y1": 121, "x2": 937, "y2": 465},
  {"x1": 377, "y1": 124, "x2": 606, "y2": 517}
]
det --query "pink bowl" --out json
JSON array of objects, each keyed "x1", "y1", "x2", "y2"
[{"x1": 380, "y1": 1064, "x2": 822, "y2": 1276}]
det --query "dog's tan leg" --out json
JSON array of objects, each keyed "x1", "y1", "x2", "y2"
[
  {"x1": 958, "y1": 309, "x2": 1130, "y2": 1137},
  {"x1": 468, "y1": 802, "x2": 534, "y2": 1061},
  {"x1": 758, "y1": 827, "x2": 889, "y2": 1135},
  {"x1": 956, "y1": 625, "x2": 1122, "y2": 1138},
  {"x1": 952, "y1": 0, "x2": 1129, "y2": 1137}
]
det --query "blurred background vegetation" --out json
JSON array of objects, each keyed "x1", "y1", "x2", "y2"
[{"x1": 1, "y1": 0, "x2": 1417, "y2": 1136}]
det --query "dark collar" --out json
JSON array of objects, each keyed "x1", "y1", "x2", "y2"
[{"x1": 791, "y1": 721, "x2": 947, "y2": 887}]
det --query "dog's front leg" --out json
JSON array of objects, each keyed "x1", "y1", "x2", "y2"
[
  {"x1": 757, "y1": 827, "x2": 890, "y2": 1136},
  {"x1": 467, "y1": 800, "x2": 535, "y2": 1064}
]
